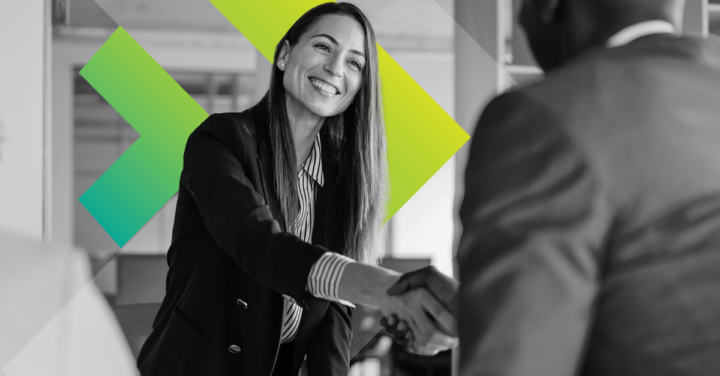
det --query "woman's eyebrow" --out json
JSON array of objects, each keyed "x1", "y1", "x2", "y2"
[
  {"x1": 312, "y1": 33, "x2": 339, "y2": 45},
  {"x1": 311, "y1": 33, "x2": 365, "y2": 58}
]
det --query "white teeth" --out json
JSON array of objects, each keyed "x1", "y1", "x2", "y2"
[{"x1": 310, "y1": 78, "x2": 338, "y2": 95}]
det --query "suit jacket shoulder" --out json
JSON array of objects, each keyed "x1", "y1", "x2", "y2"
[{"x1": 184, "y1": 109, "x2": 261, "y2": 178}]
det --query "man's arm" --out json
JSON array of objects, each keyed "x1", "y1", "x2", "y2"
[{"x1": 458, "y1": 92, "x2": 613, "y2": 376}]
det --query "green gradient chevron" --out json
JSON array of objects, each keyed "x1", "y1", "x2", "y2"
[
  {"x1": 80, "y1": 1, "x2": 468, "y2": 248},
  {"x1": 79, "y1": 27, "x2": 208, "y2": 247},
  {"x1": 210, "y1": 0, "x2": 469, "y2": 219}
]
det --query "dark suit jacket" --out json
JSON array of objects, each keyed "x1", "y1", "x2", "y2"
[
  {"x1": 459, "y1": 34, "x2": 720, "y2": 376},
  {"x1": 137, "y1": 100, "x2": 353, "y2": 376}
]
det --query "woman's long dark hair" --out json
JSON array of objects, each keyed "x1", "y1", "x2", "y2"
[{"x1": 266, "y1": 2, "x2": 387, "y2": 264}]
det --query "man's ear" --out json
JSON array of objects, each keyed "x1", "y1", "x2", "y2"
[
  {"x1": 277, "y1": 40, "x2": 291, "y2": 71},
  {"x1": 537, "y1": 0, "x2": 564, "y2": 24}
]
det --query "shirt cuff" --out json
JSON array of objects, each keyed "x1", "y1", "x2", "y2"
[{"x1": 305, "y1": 252, "x2": 356, "y2": 308}]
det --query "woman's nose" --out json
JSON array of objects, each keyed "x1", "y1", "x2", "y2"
[{"x1": 324, "y1": 56, "x2": 343, "y2": 77}]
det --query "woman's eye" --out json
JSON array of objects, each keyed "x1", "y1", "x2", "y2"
[
  {"x1": 315, "y1": 44, "x2": 331, "y2": 52},
  {"x1": 349, "y1": 61, "x2": 362, "y2": 70}
]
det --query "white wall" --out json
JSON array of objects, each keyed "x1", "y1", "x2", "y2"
[{"x1": 0, "y1": 2, "x2": 48, "y2": 240}]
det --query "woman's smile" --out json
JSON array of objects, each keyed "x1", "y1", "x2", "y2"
[{"x1": 309, "y1": 77, "x2": 341, "y2": 97}]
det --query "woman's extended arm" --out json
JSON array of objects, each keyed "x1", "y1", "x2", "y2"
[{"x1": 184, "y1": 114, "x2": 456, "y2": 354}]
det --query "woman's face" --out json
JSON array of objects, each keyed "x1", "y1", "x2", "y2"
[{"x1": 279, "y1": 14, "x2": 367, "y2": 119}]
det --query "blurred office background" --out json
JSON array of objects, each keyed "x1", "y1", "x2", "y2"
[{"x1": 0, "y1": 0, "x2": 715, "y2": 375}]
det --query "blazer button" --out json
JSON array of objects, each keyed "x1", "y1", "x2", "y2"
[
  {"x1": 228, "y1": 344, "x2": 241, "y2": 353},
  {"x1": 236, "y1": 299, "x2": 248, "y2": 309}
]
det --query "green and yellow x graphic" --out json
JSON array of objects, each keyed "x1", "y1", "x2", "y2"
[{"x1": 79, "y1": 0, "x2": 469, "y2": 248}]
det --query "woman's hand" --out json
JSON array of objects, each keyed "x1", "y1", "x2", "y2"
[{"x1": 337, "y1": 263, "x2": 459, "y2": 355}]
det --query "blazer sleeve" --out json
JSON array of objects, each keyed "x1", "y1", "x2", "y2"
[
  {"x1": 457, "y1": 93, "x2": 614, "y2": 376},
  {"x1": 182, "y1": 113, "x2": 328, "y2": 305}
]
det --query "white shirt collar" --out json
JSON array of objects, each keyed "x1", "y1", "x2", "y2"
[{"x1": 606, "y1": 20, "x2": 677, "y2": 48}]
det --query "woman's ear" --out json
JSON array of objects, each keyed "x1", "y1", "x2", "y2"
[{"x1": 277, "y1": 40, "x2": 291, "y2": 71}]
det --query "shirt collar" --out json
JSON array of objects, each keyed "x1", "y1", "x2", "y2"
[
  {"x1": 298, "y1": 133, "x2": 324, "y2": 187},
  {"x1": 606, "y1": 20, "x2": 677, "y2": 48}
]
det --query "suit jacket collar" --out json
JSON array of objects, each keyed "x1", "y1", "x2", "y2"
[
  {"x1": 292, "y1": 128, "x2": 342, "y2": 375},
  {"x1": 606, "y1": 32, "x2": 720, "y2": 71}
]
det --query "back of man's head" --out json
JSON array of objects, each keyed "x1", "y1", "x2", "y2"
[{"x1": 519, "y1": 0, "x2": 685, "y2": 71}]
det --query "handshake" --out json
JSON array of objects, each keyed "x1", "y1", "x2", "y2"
[{"x1": 378, "y1": 266, "x2": 459, "y2": 356}]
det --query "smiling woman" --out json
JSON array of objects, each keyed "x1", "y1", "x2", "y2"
[
  {"x1": 280, "y1": 16, "x2": 366, "y2": 117},
  {"x1": 135, "y1": 3, "x2": 458, "y2": 376},
  {"x1": 265, "y1": 7, "x2": 384, "y2": 261}
]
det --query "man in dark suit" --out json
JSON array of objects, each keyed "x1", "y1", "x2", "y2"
[{"x1": 458, "y1": 0, "x2": 720, "y2": 375}]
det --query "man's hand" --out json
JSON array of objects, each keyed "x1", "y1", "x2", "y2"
[
  {"x1": 380, "y1": 266, "x2": 459, "y2": 353},
  {"x1": 335, "y1": 262, "x2": 458, "y2": 356},
  {"x1": 379, "y1": 287, "x2": 459, "y2": 355},
  {"x1": 388, "y1": 266, "x2": 459, "y2": 316}
]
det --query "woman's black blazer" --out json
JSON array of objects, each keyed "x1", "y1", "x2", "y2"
[{"x1": 137, "y1": 101, "x2": 353, "y2": 376}]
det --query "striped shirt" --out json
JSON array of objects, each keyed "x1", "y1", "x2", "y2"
[{"x1": 279, "y1": 133, "x2": 355, "y2": 344}]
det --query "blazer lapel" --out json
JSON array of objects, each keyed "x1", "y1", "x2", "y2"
[
  {"x1": 251, "y1": 113, "x2": 345, "y2": 374},
  {"x1": 292, "y1": 131, "x2": 342, "y2": 373}
]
